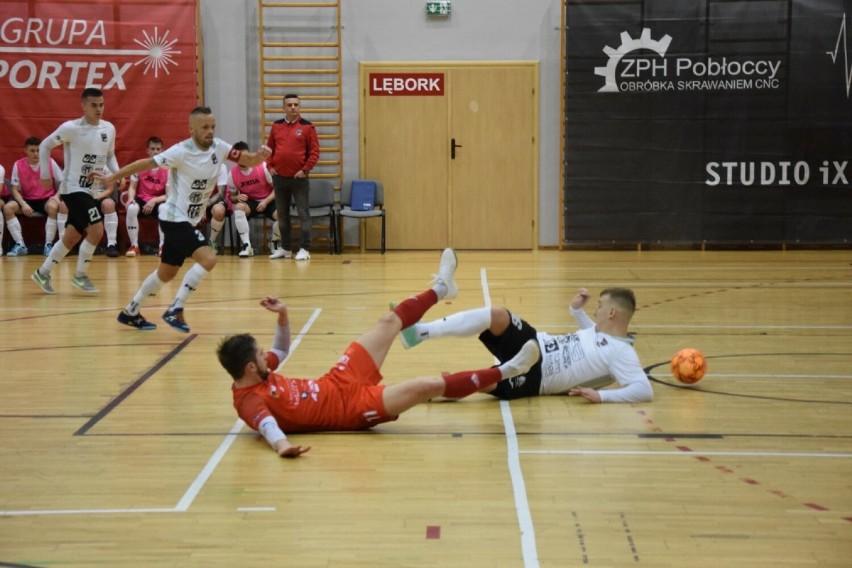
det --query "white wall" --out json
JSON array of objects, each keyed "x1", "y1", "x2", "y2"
[{"x1": 199, "y1": 0, "x2": 563, "y2": 247}]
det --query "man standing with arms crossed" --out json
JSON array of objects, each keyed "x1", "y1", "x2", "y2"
[
  {"x1": 32, "y1": 87, "x2": 119, "y2": 294},
  {"x1": 266, "y1": 94, "x2": 320, "y2": 261}
]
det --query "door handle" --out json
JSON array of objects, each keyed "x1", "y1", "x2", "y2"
[{"x1": 451, "y1": 138, "x2": 463, "y2": 160}]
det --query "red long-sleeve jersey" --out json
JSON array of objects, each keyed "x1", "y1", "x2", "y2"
[{"x1": 265, "y1": 117, "x2": 320, "y2": 177}]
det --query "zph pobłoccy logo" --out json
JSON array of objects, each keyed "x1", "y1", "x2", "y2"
[{"x1": 594, "y1": 28, "x2": 782, "y2": 93}]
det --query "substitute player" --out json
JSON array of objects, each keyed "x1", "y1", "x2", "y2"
[{"x1": 123, "y1": 136, "x2": 168, "y2": 257}]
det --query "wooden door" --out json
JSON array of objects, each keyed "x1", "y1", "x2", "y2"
[
  {"x1": 449, "y1": 66, "x2": 536, "y2": 249},
  {"x1": 361, "y1": 62, "x2": 537, "y2": 250},
  {"x1": 361, "y1": 65, "x2": 449, "y2": 249}
]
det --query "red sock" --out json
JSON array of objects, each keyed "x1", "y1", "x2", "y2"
[
  {"x1": 441, "y1": 367, "x2": 502, "y2": 399},
  {"x1": 392, "y1": 289, "x2": 438, "y2": 329}
]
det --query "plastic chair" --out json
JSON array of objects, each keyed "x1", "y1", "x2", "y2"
[
  {"x1": 337, "y1": 179, "x2": 384, "y2": 254},
  {"x1": 289, "y1": 178, "x2": 338, "y2": 254}
]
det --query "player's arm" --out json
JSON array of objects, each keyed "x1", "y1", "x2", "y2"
[
  {"x1": 569, "y1": 288, "x2": 595, "y2": 329},
  {"x1": 105, "y1": 131, "x2": 120, "y2": 178},
  {"x1": 93, "y1": 157, "x2": 157, "y2": 188},
  {"x1": 229, "y1": 144, "x2": 272, "y2": 168},
  {"x1": 257, "y1": 417, "x2": 311, "y2": 458},
  {"x1": 39, "y1": 127, "x2": 64, "y2": 187},
  {"x1": 126, "y1": 175, "x2": 139, "y2": 202},
  {"x1": 50, "y1": 160, "x2": 63, "y2": 188},
  {"x1": 9, "y1": 183, "x2": 34, "y2": 216},
  {"x1": 260, "y1": 296, "x2": 291, "y2": 357},
  {"x1": 572, "y1": 351, "x2": 653, "y2": 404}
]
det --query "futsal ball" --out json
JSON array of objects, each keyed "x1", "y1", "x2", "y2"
[{"x1": 670, "y1": 348, "x2": 707, "y2": 384}]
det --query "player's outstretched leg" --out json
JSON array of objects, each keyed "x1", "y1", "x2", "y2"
[{"x1": 433, "y1": 247, "x2": 457, "y2": 300}]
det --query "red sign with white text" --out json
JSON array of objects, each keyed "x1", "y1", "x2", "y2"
[
  {"x1": 369, "y1": 73, "x2": 445, "y2": 96},
  {"x1": 0, "y1": 0, "x2": 198, "y2": 174}
]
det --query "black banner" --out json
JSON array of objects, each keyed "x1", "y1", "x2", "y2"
[{"x1": 564, "y1": 0, "x2": 852, "y2": 245}]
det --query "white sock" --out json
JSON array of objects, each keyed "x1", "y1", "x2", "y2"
[
  {"x1": 76, "y1": 240, "x2": 97, "y2": 276},
  {"x1": 126, "y1": 202, "x2": 140, "y2": 247},
  {"x1": 7, "y1": 217, "x2": 24, "y2": 246},
  {"x1": 104, "y1": 212, "x2": 118, "y2": 246},
  {"x1": 57, "y1": 212, "x2": 67, "y2": 239},
  {"x1": 0, "y1": 215, "x2": 4, "y2": 250},
  {"x1": 126, "y1": 271, "x2": 166, "y2": 315},
  {"x1": 234, "y1": 209, "x2": 250, "y2": 246},
  {"x1": 39, "y1": 240, "x2": 70, "y2": 275},
  {"x1": 45, "y1": 217, "x2": 58, "y2": 243},
  {"x1": 272, "y1": 218, "x2": 281, "y2": 243},
  {"x1": 415, "y1": 307, "x2": 492, "y2": 341},
  {"x1": 172, "y1": 264, "x2": 209, "y2": 309}
]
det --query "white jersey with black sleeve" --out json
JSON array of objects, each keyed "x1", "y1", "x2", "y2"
[
  {"x1": 153, "y1": 137, "x2": 237, "y2": 225},
  {"x1": 537, "y1": 309, "x2": 652, "y2": 402},
  {"x1": 39, "y1": 117, "x2": 119, "y2": 197}
]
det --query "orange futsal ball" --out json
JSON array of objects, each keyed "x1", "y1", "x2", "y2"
[{"x1": 670, "y1": 348, "x2": 707, "y2": 384}]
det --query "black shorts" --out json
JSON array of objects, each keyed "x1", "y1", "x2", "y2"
[
  {"x1": 23, "y1": 198, "x2": 51, "y2": 216},
  {"x1": 132, "y1": 197, "x2": 161, "y2": 218},
  {"x1": 61, "y1": 192, "x2": 103, "y2": 234},
  {"x1": 480, "y1": 310, "x2": 543, "y2": 400},
  {"x1": 160, "y1": 220, "x2": 208, "y2": 267},
  {"x1": 243, "y1": 198, "x2": 277, "y2": 219}
]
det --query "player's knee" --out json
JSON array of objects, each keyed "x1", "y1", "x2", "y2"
[
  {"x1": 490, "y1": 307, "x2": 511, "y2": 335},
  {"x1": 377, "y1": 311, "x2": 399, "y2": 330},
  {"x1": 102, "y1": 199, "x2": 117, "y2": 214}
]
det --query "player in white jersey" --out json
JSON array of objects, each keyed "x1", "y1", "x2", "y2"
[
  {"x1": 95, "y1": 107, "x2": 272, "y2": 333},
  {"x1": 31, "y1": 87, "x2": 120, "y2": 295},
  {"x1": 397, "y1": 287, "x2": 653, "y2": 403}
]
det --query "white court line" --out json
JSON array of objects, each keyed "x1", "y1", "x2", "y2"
[
  {"x1": 485, "y1": 266, "x2": 852, "y2": 272},
  {"x1": 520, "y1": 450, "x2": 852, "y2": 458},
  {"x1": 0, "y1": 308, "x2": 323, "y2": 517},
  {"x1": 635, "y1": 323, "x2": 852, "y2": 330},
  {"x1": 484, "y1": 267, "x2": 540, "y2": 568},
  {"x1": 174, "y1": 418, "x2": 245, "y2": 511},
  {"x1": 704, "y1": 373, "x2": 852, "y2": 379},
  {"x1": 0, "y1": 507, "x2": 175, "y2": 517}
]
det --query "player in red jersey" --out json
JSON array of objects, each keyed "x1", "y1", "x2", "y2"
[{"x1": 217, "y1": 248, "x2": 540, "y2": 458}]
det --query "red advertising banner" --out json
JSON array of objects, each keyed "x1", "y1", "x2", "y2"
[
  {"x1": 369, "y1": 73, "x2": 445, "y2": 96},
  {"x1": 0, "y1": 0, "x2": 198, "y2": 176}
]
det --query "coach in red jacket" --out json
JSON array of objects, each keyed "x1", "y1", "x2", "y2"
[{"x1": 266, "y1": 94, "x2": 320, "y2": 260}]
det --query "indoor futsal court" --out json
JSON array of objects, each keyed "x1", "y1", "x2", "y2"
[{"x1": 1, "y1": 249, "x2": 850, "y2": 567}]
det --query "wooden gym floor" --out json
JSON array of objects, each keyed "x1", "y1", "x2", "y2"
[{"x1": 0, "y1": 249, "x2": 850, "y2": 567}]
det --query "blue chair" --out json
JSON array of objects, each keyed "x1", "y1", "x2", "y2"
[{"x1": 337, "y1": 179, "x2": 385, "y2": 253}]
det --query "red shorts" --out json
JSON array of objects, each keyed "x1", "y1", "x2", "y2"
[{"x1": 321, "y1": 342, "x2": 398, "y2": 429}]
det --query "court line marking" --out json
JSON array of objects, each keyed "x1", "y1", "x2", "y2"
[
  {"x1": 520, "y1": 450, "x2": 852, "y2": 458},
  {"x1": 484, "y1": 267, "x2": 540, "y2": 568},
  {"x1": 75, "y1": 335, "x2": 197, "y2": 436},
  {"x1": 701, "y1": 373, "x2": 852, "y2": 379},
  {"x1": 0, "y1": 308, "x2": 323, "y2": 518}
]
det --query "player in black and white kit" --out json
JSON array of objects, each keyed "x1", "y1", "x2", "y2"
[
  {"x1": 31, "y1": 87, "x2": 120, "y2": 294},
  {"x1": 397, "y1": 287, "x2": 653, "y2": 403},
  {"x1": 96, "y1": 107, "x2": 272, "y2": 333}
]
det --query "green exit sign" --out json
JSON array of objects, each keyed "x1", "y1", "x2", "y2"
[{"x1": 426, "y1": 1, "x2": 451, "y2": 16}]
